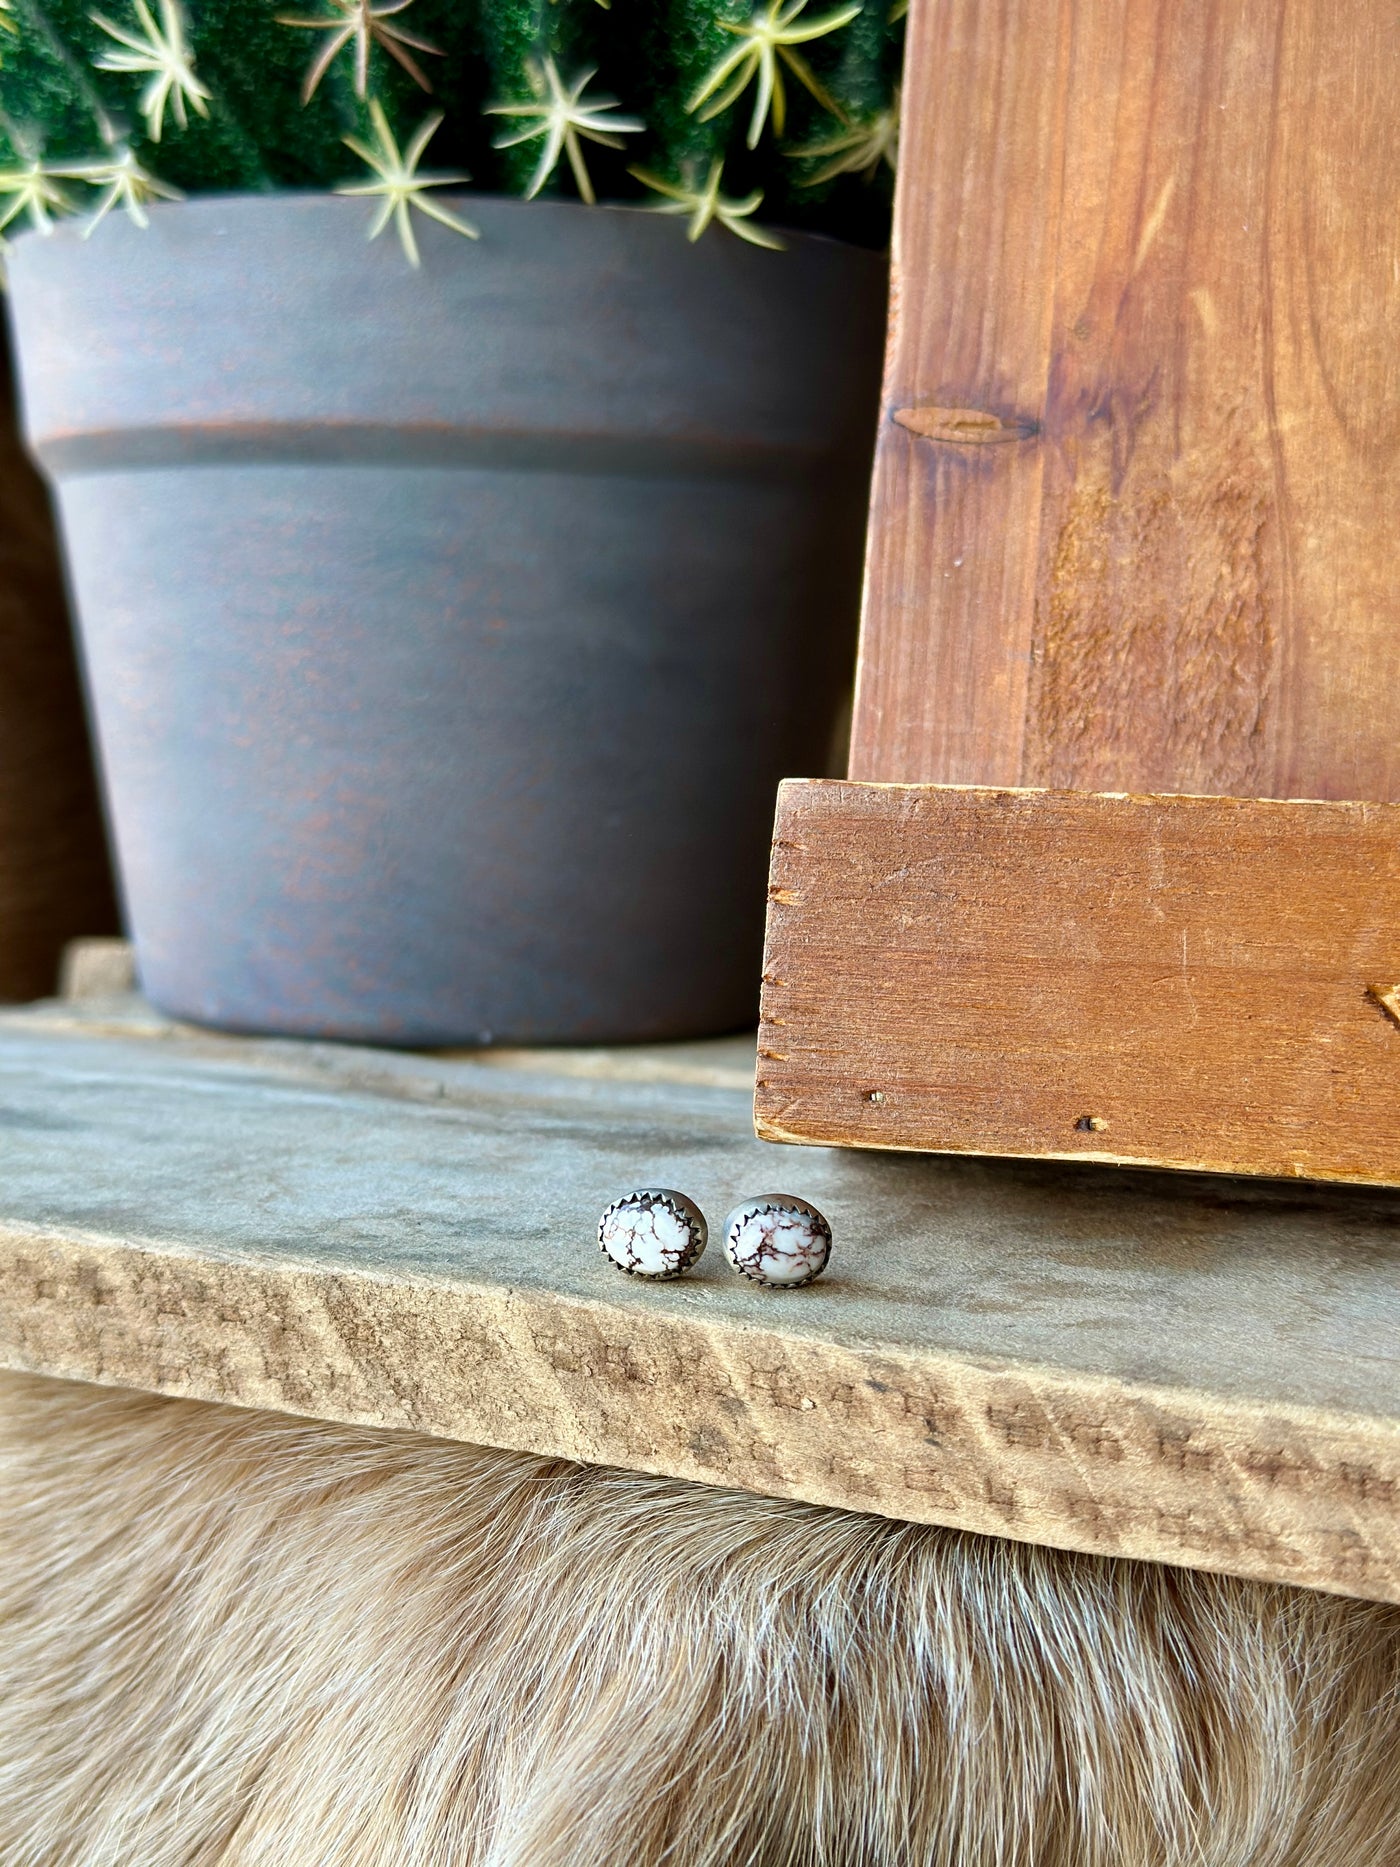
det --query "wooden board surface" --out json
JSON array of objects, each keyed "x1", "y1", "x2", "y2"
[
  {"x1": 1, "y1": 1000, "x2": 1399, "y2": 1602},
  {"x1": 757, "y1": 781, "x2": 1400, "y2": 1185},
  {"x1": 855, "y1": 0, "x2": 1400, "y2": 802}
]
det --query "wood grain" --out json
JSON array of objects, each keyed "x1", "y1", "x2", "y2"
[
  {"x1": 758, "y1": 780, "x2": 1400, "y2": 1185},
  {"x1": 2, "y1": 1007, "x2": 1400, "y2": 1602},
  {"x1": 853, "y1": 0, "x2": 1400, "y2": 802}
]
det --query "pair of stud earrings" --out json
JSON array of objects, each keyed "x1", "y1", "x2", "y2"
[{"x1": 597, "y1": 1188, "x2": 831, "y2": 1289}]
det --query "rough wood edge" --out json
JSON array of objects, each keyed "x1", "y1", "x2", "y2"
[
  {"x1": 756, "y1": 779, "x2": 1400, "y2": 1185},
  {"x1": 4, "y1": 1217, "x2": 1399, "y2": 1604}
]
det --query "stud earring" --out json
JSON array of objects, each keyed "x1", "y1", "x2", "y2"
[
  {"x1": 723, "y1": 1195, "x2": 831, "y2": 1288},
  {"x1": 598, "y1": 1188, "x2": 707, "y2": 1279}
]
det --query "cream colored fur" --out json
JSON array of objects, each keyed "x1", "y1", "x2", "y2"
[{"x1": 1, "y1": 1370, "x2": 1397, "y2": 1867}]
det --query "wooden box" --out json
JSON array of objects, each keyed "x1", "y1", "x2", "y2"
[{"x1": 758, "y1": 0, "x2": 1400, "y2": 1183}]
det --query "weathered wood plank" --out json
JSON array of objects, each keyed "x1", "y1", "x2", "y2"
[
  {"x1": 757, "y1": 780, "x2": 1400, "y2": 1184},
  {"x1": 855, "y1": 0, "x2": 1400, "y2": 803},
  {"x1": 1, "y1": 1007, "x2": 1398, "y2": 1601}
]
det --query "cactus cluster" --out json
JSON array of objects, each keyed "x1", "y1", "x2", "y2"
[{"x1": 0, "y1": 0, "x2": 904, "y2": 262}]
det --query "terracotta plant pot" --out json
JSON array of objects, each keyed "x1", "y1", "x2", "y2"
[{"x1": 5, "y1": 196, "x2": 883, "y2": 1045}]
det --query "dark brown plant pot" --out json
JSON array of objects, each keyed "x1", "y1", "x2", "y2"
[
  {"x1": 6, "y1": 194, "x2": 883, "y2": 1045},
  {"x1": 0, "y1": 332, "x2": 118, "y2": 1002}
]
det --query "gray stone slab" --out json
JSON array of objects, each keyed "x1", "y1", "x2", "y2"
[{"x1": 1, "y1": 1005, "x2": 1397, "y2": 1601}]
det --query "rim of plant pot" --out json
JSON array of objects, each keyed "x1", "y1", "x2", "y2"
[{"x1": 8, "y1": 193, "x2": 888, "y2": 487}]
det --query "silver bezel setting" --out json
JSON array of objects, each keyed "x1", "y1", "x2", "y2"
[
  {"x1": 722, "y1": 1195, "x2": 831, "y2": 1288},
  {"x1": 597, "y1": 1187, "x2": 708, "y2": 1280}
]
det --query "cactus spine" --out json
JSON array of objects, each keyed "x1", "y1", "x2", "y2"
[{"x1": 0, "y1": 0, "x2": 903, "y2": 259}]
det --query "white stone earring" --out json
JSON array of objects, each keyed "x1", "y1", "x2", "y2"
[
  {"x1": 723, "y1": 1196, "x2": 831, "y2": 1288},
  {"x1": 598, "y1": 1188, "x2": 707, "y2": 1279}
]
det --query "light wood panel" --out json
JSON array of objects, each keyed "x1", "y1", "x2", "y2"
[
  {"x1": 1, "y1": 1004, "x2": 1400, "y2": 1601},
  {"x1": 757, "y1": 780, "x2": 1400, "y2": 1184},
  {"x1": 852, "y1": 0, "x2": 1400, "y2": 802}
]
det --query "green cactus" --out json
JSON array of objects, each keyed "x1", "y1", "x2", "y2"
[{"x1": 0, "y1": 0, "x2": 903, "y2": 260}]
